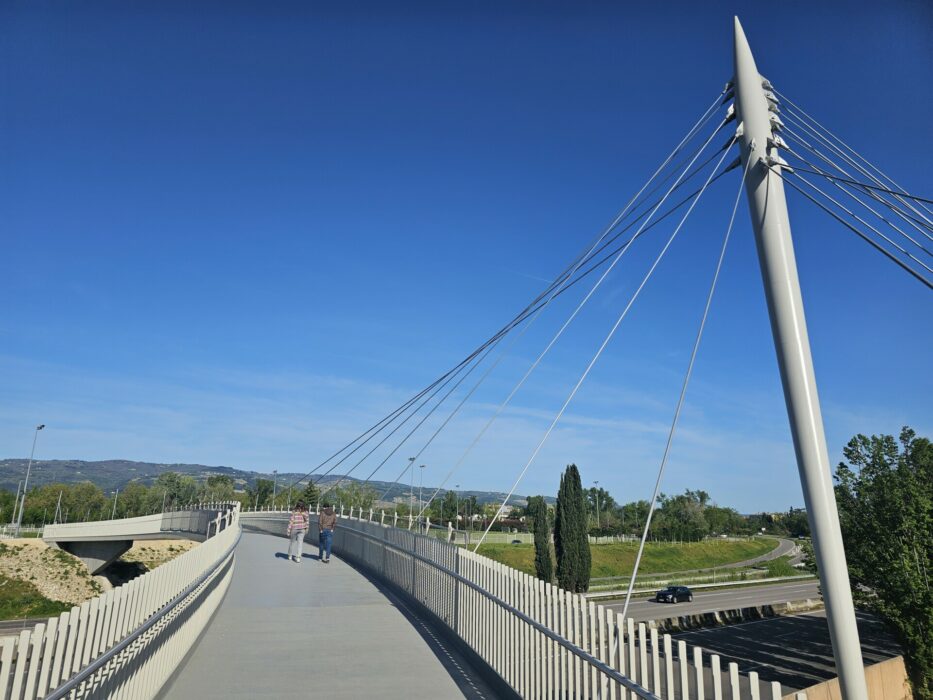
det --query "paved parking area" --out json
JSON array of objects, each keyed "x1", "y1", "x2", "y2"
[{"x1": 672, "y1": 610, "x2": 901, "y2": 692}]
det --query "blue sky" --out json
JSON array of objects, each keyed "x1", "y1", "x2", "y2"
[{"x1": 1, "y1": 1, "x2": 930, "y2": 512}]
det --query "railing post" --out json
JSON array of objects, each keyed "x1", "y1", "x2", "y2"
[
  {"x1": 381, "y1": 510, "x2": 385, "y2": 527},
  {"x1": 393, "y1": 511, "x2": 398, "y2": 528},
  {"x1": 368, "y1": 508, "x2": 373, "y2": 522},
  {"x1": 447, "y1": 521, "x2": 454, "y2": 543}
]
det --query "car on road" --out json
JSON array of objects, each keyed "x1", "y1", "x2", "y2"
[{"x1": 655, "y1": 585, "x2": 693, "y2": 603}]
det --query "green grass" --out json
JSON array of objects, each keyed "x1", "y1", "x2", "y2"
[
  {"x1": 472, "y1": 538, "x2": 779, "y2": 577},
  {"x1": 0, "y1": 574, "x2": 72, "y2": 621},
  {"x1": 764, "y1": 555, "x2": 799, "y2": 578}
]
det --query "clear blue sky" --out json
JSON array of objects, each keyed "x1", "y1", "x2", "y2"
[{"x1": 1, "y1": 1, "x2": 930, "y2": 512}]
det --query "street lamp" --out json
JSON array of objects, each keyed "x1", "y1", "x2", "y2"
[
  {"x1": 16, "y1": 424, "x2": 44, "y2": 537},
  {"x1": 455, "y1": 484, "x2": 460, "y2": 528},
  {"x1": 272, "y1": 470, "x2": 278, "y2": 509},
  {"x1": 594, "y1": 480, "x2": 600, "y2": 530},
  {"x1": 407, "y1": 457, "x2": 415, "y2": 518},
  {"x1": 419, "y1": 464, "x2": 426, "y2": 529}
]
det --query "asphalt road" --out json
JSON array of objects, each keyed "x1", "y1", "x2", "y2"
[
  {"x1": 0, "y1": 617, "x2": 47, "y2": 638},
  {"x1": 672, "y1": 610, "x2": 901, "y2": 693},
  {"x1": 602, "y1": 580, "x2": 821, "y2": 622}
]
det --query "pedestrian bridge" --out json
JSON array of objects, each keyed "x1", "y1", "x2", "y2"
[{"x1": 0, "y1": 504, "x2": 793, "y2": 699}]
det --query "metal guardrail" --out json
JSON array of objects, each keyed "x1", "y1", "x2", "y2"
[
  {"x1": 0, "y1": 503, "x2": 241, "y2": 699},
  {"x1": 585, "y1": 574, "x2": 817, "y2": 599}
]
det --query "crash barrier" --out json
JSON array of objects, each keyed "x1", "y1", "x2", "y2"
[
  {"x1": 0, "y1": 503, "x2": 240, "y2": 699},
  {"x1": 257, "y1": 505, "x2": 796, "y2": 700}
]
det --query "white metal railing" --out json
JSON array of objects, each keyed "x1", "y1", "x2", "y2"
[
  {"x1": 327, "y1": 510, "x2": 789, "y2": 700},
  {"x1": 237, "y1": 506, "x2": 800, "y2": 699},
  {"x1": 0, "y1": 503, "x2": 241, "y2": 699},
  {"x1": 0, "y1": 526, "x2": 44, "y2": 540}
]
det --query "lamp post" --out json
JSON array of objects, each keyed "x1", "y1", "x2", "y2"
[
  {"x1": 594, "y1": 480, "x2": 601, "y2": 530},
  {"x1": 455, "y1": 484, "x2": 460, "y2": 529},
  {"x1": 272, "y1": 470, "x2": 278, "y2": 509},
  {"x1": 16, "y1": 424, "x2": 44, "y2": 537},
  {"x1": 407, "y1": 456, "x2": 415, "y2": 519},
  {"x1": 11, "y1": 480, "x2": 22, "y2": 527},
  {"x1": 111, "y1": 489, "x2": 119, "y2": 519},
  {"x1": 419, "y1": 464, "x2": 426, "y2": 530}
]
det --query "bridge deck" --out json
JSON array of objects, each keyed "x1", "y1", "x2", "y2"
[{"x1": 161, "y1": 532, "x2": 491, "y2": 699}]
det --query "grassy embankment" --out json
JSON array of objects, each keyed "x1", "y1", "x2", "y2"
[
  {"x1": 0, "y1": 575, "x2": 72, "y2": 619},
  {"x1": 0, "y1": 539, "x2": 196, "y2": 621},
  {"x1": 473, "y1": 538, "x2": 779, "y2": 578}
]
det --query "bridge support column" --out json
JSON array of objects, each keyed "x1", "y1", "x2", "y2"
[
  {"x1": 733, "y1": 17, "x2": 867, "y2": 700},
  {"x1": 57, "y1": 540, "x2": 133, "y2": 575}
]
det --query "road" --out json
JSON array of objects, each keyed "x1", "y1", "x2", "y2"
[
  {"x1": 0, "y1": 618, "x2": 47, "y2": 638},
  {"x1": 602, "y1": 580, "x2": 821, "y2": 622},
  {"x1": 672, "y1": 610, "x2": 901, "y2": 693}
]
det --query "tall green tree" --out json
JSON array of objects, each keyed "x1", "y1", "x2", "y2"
[
  {"x1": 203, "y1": 475, "x2": 235, "y2": 501},
  {"x1": 529, "y1": 496, "x2": 553, "y2": 582},
  {"x1": 301, "y1": 481, "x2": 320, "y2": 509},
  {"x1": 554, "y1": 464, "x2": 591, "y2": 592},
  {"x1": 829, "y1": 427, "x2": 932, "y2": 699},
  {"x1": 248, "y1": 478, "x2": 275, "y2": 508}
]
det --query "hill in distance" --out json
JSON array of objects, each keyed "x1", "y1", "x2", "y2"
[{"x1": 0, "y1": 459, "x2": 548, "y2": 508}]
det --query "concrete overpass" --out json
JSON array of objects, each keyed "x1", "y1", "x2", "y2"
[{"x1": 42, "y1": 507, "x2": 231, "y2": 574}]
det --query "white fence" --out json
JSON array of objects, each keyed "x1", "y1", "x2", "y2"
[
  {"x1": 0, "y1": 503, "x2": 240, "y2": 699},
  {"x1": 319, "y1": 508, "x2": 790, "y2": 700},
  {"x1": 0, "y1": 527, "x2": 44, "y2": 540}
]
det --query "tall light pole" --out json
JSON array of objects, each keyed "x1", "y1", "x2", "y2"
[
  {"x1": 455, "y1": 484, "x2": 460, "y2": 529},
  {"x1": 272, "y1": 470, "x2": 278, "y2": 509},
  {"x1": 111, "y1": 489, "x2": 119, "y2": 519},
  {"x1": 16, "y1": 424, "x2": 44, "y2": 537},
  {"x1": 733, "y1": 17, "x2": 867, "y2": 699},
  {"x1": 594, "y1": 480, "x2": 600, "y2": 530},
  {"x1": 407, "y1": 457, "x2": 415, "y2": 518},
  {"x1": 419, "y1": 464, "x2": 426, "y2": 528},
  {"x1": 11, "y1": 480, "x2": 22, "y2": 527}
]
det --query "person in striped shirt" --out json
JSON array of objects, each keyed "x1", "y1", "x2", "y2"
[{"x1": 286, "y1": 502, "x2": 309, "y2": 563}]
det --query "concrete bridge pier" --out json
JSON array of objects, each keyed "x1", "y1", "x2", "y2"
[{"x1": 55, "y1": 540, "x2": 133, "y2": 575}]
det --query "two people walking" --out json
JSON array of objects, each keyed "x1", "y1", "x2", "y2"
[{"x1": 285, "y1": 501, "x2": 338, "y2": 563}]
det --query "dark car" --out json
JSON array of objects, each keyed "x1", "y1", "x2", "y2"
[{"x1": 655, "y1": 585, "x2": 693, "y2": 603}]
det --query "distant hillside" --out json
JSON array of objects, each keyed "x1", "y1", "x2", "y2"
[{"x1": 0, "y1": 459, "x2": 549, "y2": 507}]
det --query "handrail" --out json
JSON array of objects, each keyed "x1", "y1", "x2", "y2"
[
  {"x1": 45, "y1": 526, "x2": 242, "y2": 699},
  {"x1": 339, "y1": 518, "x2": 660, "y2": 700}
]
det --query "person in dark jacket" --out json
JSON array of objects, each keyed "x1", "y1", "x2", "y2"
[{"x1": 318, "y1": 504, "x2": 337, "y2": 563}]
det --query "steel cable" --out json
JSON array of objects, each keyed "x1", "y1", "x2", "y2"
[
  {"x1": 619, "y1": 155, "x2": 751, "y2": 621},
  {"x1": 473, "y1": 134, "x2": 739, "y2": 552}
]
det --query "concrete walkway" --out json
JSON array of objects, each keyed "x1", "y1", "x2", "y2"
[{"x1": 162, "y1": 533, "x2": 493, "y2": 699}]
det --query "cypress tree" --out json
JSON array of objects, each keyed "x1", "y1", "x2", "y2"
[
  {"x1": 531, "y1": 496, "x2": 553, "y2": 583},
  {"x1": 301, "y1": 481, "x2": 320, "y2": 510},
  {"x1": 555, "y1": 464, "x2": 591, "y2": 592}
]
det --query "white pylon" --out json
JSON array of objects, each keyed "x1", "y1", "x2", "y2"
[{"x1": 733, "y1": 17, "x2": 867, "y2": 700}]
